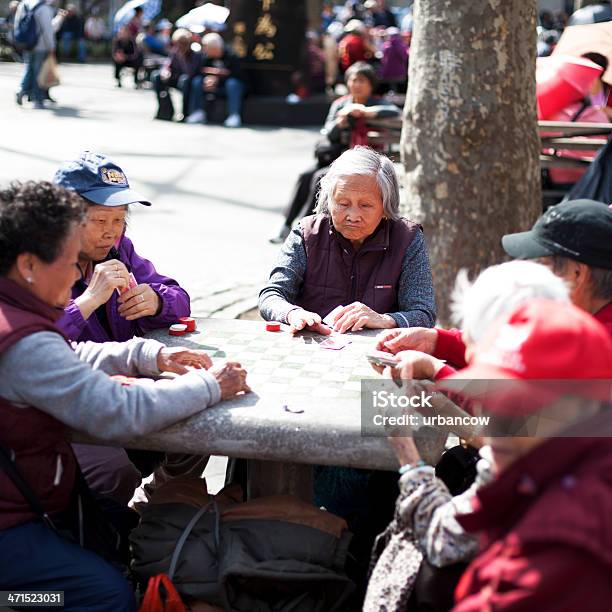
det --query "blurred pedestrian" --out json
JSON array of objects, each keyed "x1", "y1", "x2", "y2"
[
  {"x1": 378, "y1": 26, "x2": 408, "y2": 92},
  {"x1": 112, "y1": 25, "x2": 142, "y2": 88},
  {"x1": 14, "y1": 0, "x2": 56, "y2": 109},
  {"x1": 151, "y1": 28, "x2": 202, "y2": 121},
  {"x1": 58, "y1": 4, "x2": 86, "y2": 62},
  {"x1": 338, "y1": 19, "x2": 373, "y2": 72}
]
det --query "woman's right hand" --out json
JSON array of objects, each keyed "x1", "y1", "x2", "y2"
[
  {"x1": 287, "y1": 308, "x2": 332, "y2": 335},
  {"x1": 75, "y1": 259, "x2": 130, "y2": 320},
  {"x1": 336, "y1": 103, "x2": 366, "y2": 127},
  {"x1": 210, "y1": 361, "x2": 251, "y2": 399}
]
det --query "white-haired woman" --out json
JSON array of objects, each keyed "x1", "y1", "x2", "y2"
[
  {"x1": 185, "y1": 32, "x2": 246, "y2": 127},
  {"x1": 364, "y1": 260, "x2": 570, "y2": 612},
  {"x1": 259, "y1": 146, "x2": 436, "y2": 334},
  {"x1": 260, "y1": 146, "x2": 435, "y2": 594},
  {"x1": 270, "y1": 61, "x2": 400, "y2": 244}
]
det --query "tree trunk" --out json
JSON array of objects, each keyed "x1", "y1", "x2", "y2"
[{"x1": 401, "y1": 0, "x2": 541, "y2": 325}]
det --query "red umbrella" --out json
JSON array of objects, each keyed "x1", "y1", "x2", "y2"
[
  {"x1": 536, "y1": 55, "x2": 603, "y2": 119},
  {"x1": 553, "y1": 21, "x2": 612, "y2": 84}
]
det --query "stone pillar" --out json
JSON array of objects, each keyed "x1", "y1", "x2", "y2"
[{"x1": 229, "y1": 0, "x2": 307, "y2": 96}]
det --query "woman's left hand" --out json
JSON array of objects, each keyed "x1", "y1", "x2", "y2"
[
  {"x1": 331, "y1": 302, "x2": 395, "y2": 333},
  {"x1": 118, "y1": 284, "x2": 161, "y2": 320},
  {"x1": 157, "y1": 347, "x2": 213, "y2": 374}
]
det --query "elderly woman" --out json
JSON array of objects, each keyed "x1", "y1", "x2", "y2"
[
  {"x1": 55, "y1": 151, "x2": 189, "y2": 343},
  {"x1": 364, "y1": 261, "x2": 571, "y2": 611},
  {"x1": 369, "y1": 301, "x2": 612, "y2": 612},
  {"x1": 0, "y1": 182, "x2": 249, "y2": 610},
  {"x1": 54, "y1": 151, "x2": 200, "y2": 505},
  {"x1": 270, "y1": 61, "x2": 400, "y2": 243},
  {"x1": 260, "y1": 145, "x2": 435, "y2": 603},
  {"x1": 260, "y1": 146, "x2": 436, "y2": 333}
]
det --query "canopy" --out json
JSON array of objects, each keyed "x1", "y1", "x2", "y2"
[
  {"x1": 175, "y1": 3, "x2": 230, "y2": 33},
  {"x1": 114, "y1": 0, "x2": 161, "y2": 32}
]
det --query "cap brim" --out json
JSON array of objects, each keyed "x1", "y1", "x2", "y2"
[
  {"x1": 501, "y1": 231, "x2": 555, "y2": 260},
  {"x1": 80, "y1": 186, "x2": 151, "y2": 206}
]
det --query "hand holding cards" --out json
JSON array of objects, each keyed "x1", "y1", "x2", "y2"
[
  {"x1": 323, "y1": 303, "x2": 396, "y2": 333},
  {"x1": 287, "y1": 308, "x2": 332, "y2": 336},
  {"x1": 366, "y1": 349, "x2": 400, "y2": 368},
  {"x1": 116, "y1": 272, "x2": 137, "y2": 296}
]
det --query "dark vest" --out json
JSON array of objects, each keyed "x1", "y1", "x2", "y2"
[
  {"x1": 298, "y1": 214, "x2": 420, "y2": 318},
  {"x1": 0, "y1": 278, "x2": 76, "y2": 531}
]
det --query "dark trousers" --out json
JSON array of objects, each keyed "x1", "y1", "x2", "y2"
[
  {"x1": 114, "y1": 57, "x2": 142, "y2": 84},
  {"x1": 283, "y1": 163, "x2": 329, "y2": 228},
  {"x1": 0, "y1": 520, "x2": 136, "y2": 611}
]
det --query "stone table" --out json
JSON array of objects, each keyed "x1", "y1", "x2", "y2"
[{"x1": 125, "y1": 318, "x2": 396, "y2": 500}]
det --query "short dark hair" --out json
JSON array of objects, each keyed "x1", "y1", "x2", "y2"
[
  {"x1": 344, "y1": 61, "x2": 377, "y2": 89},
  {"x1": 0, "y1": 182, "x2": 85, "y2": 275}
]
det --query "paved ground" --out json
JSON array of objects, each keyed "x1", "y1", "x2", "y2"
[
  {"x1": 1, "y1": 60, "x2": 323, "y2": 489},
  {"x1": 0, "y1": 61, "x2": 321, "y2": 316}
]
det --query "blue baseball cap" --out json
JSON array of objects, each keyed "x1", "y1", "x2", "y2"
[{"x1": 54, "y1": 151, "x2": 151, "y2": 207}]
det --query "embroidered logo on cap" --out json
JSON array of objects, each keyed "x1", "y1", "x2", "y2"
[{"x1": 100, "y1": 167, "x2": 128, "y2": 186}]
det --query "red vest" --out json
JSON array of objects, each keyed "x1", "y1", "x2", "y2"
[
  {"x1": 0, "y1": 278, "x2": 76, "y2": 531},
  {"x1": 298, "y1": 214, "x2": 420, "y2": 318}
]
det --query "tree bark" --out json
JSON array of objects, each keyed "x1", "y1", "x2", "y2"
[{"x1": 401, "y1": 0, "x2": 541, "y2": 325}]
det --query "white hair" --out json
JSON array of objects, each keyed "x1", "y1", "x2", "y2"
[
  {"x1": 315, "y1": 146, "x2": 401, "y2": 220},
  {"x1": 172, "y1": 28, "x2": 191, "y2": 43},
  {"x1": 451, "y1": 260, "x2": 570, "y2": 344},
  {"x1": 202, "y1": 32, "x2": 224, "y2": 50}
]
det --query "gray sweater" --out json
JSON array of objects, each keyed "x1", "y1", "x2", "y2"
[
  {"x1": 259, "y1": 225, "x2": 436, "y2": 328},
  {"x1": 0, "y1": 333, "x2": 221, "y2": 442}
]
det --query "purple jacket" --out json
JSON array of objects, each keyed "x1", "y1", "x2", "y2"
[
  {"x1": 379, "y1": 36, "x2": 408, "y2": 81},
  {"x1": 57, "y1": 235, "x2": 190, "y2": 343}
]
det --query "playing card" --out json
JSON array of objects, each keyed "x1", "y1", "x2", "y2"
[
  {"x1": 320, "y1": 336, "x2": 352, "y2": 350},
  {"x1": 117, "y1": 272, "x2": 138, "y2": 296},
  {"x1": 323, "y1": 305, "x2": 344, "y2": 327}
]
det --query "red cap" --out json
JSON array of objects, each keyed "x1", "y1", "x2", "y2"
[{"x1": 440, "y1": 300, "x2": 612, "y2": 414}]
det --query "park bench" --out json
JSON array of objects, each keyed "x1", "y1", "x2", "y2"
[{"x1": 359, "y1": 117, "x2": 612, "y2": 206}]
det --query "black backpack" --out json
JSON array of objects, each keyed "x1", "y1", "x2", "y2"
[{"x1": 13, "y1": 1, "x2": 44, "y2": 51}]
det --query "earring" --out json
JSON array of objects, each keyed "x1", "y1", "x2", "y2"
[{"x1": 26, "y1": 277, "x2": 33, "y2": 284}]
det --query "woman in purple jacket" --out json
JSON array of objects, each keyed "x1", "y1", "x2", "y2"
[
  {"x1": 53, "y1": 151, "x2": 195, "y2": 506},
  {"x1": 54, "y1": 151, "x2": 190, "y2": 344}
]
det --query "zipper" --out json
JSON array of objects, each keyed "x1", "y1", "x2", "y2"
[{"x1": 53, "y1": 454, "x2": 63, "y2": 486}]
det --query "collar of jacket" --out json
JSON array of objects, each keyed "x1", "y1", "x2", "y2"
[
  {"x1": 0, "y1": 277, "x2": 64, "y2": 324},
  {"x1": 594, "y1": 301, "x2": 612, "y2": 332}
]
